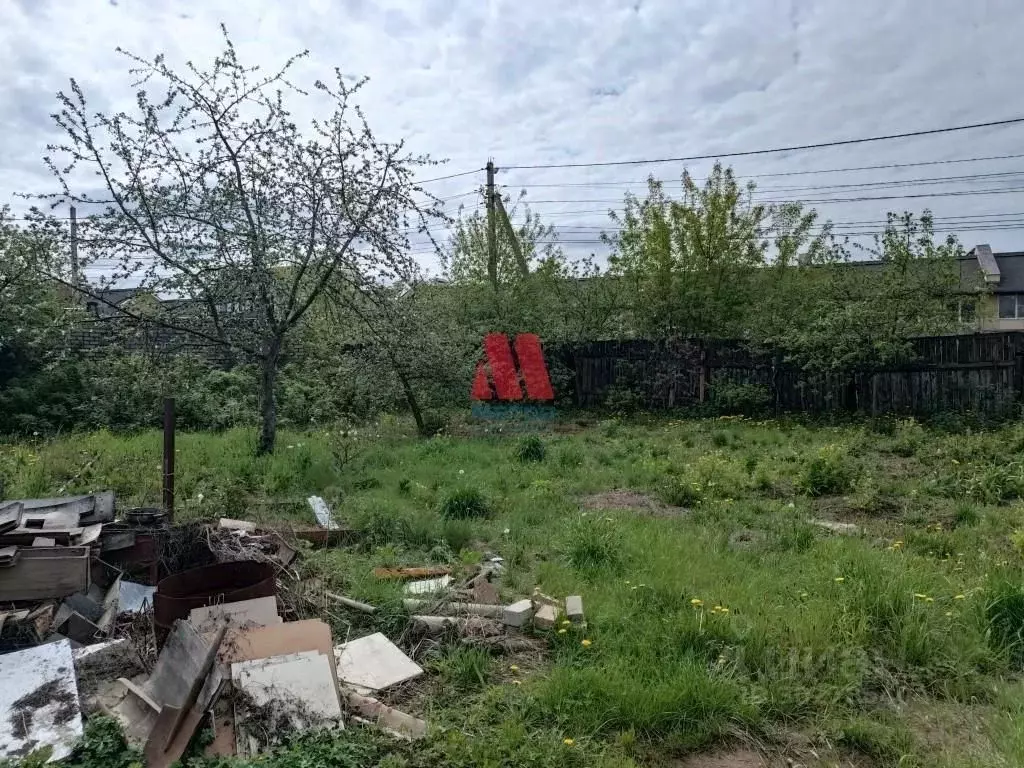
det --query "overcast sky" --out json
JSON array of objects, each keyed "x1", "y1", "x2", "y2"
[{"x1": 2, "y1": 0, "x2": 1024, "y2": 277}]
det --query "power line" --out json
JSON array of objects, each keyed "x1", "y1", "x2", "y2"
[
  {"x1": 500, "y1": 117, "x2": 1024, "y2": 170},
  {"x1": 506, "y1": 153, "x2": 1024, "y2": 187},
  {"x1": 415, "y1": 167, "x2": 484, "y2": 184}
]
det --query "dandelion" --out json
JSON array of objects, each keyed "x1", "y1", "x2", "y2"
[
  {"x1": 955, "y1": 594, "x2": 966, "y2": 600},
  {"x1": 561, "y1": 620, "x2": 571, "y2": 627},
  {"x1": 458, "y1": 469, "x2": 465, "y2": 475},
  {"x1": 563, "y1": 738, "x2": 575, "y2": 746},
  {"x1": 509, "y1": 664, "x2": 519, "y2": 673},
  {"x1": 557, "y1": 628, "x2": 567, "y2": 635},
  {"x1": 690, "y1": 598, "x2": 704, "y2": 607},
  {"x1": 945, "y1": 611, "x2": 953, "y2": 617},
  {"x1": 512, "y1": 679, "x2": 522, "y2": 685},
  {"x1": 581, "y1": 639, "x2": 592, "y2": 648},
  {"x1": 834, "y1": 577, "x2": 845, "y2": 583}
]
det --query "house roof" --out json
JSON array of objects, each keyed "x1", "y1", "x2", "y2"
[{"x1": 962, "y1": 249, "x2": 1024, "y2": 293}]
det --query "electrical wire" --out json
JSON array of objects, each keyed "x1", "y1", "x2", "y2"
[{"x1": 500, "y1": 116, "x2": 1024, "y2": 170}]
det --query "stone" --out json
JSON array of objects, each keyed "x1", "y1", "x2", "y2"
[{"x1": 502, "y1": 599, "x2": 534, "y2": 628}]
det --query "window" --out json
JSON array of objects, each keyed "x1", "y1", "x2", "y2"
[{"x1": 999, "y1": 294, "x2": 1024, "y2": 319}]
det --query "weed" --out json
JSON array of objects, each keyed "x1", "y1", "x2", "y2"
[
  {"x1": 658, "y1": 477, "x2": 704, "y2": 507},
  {"x1": 562, "y1": 515, "x2": 623, "y2": 572},
  {"x1": 836, "y1": 714, "x2": 917, "y2": 763},
  {"x1": 799, "y1": 444, "x2": 856, "y2": 496},
  {"x1": 439, "y1": 487, "x2": 493, "y2": 519},
  {"x1": 430, "y1": 646, "x2": 493, "y2": 691},
  {"x1": 953, "y1": 502, "x2": 980, "y2": 528},
  {"x1": 516, "y1": 435, "x2": 547, "y2": 463},
  {"x1": 988, "y1": 582, "x2": 1024, "y2": 663}
]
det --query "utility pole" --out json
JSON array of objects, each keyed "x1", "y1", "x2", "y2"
[
  {"x1": 485, "y1": 160, "x2": 497, "y2": 292},
  {"x1": 69, "y1": 205, "x2": 80, "y2": 295}
]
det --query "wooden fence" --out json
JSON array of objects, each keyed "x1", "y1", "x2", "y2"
[{"x1": 554, "y1": 332, "x2": 1024, "y2": 417}]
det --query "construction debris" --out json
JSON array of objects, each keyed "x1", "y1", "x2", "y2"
[
  {"x1": 233, "y1": 650, "x2": 343, "y2": 756},
  {"x1": 219, "y1": 518, "x2": 257, "y2": 532},
  {"x1": 566, "y1": 595, "x2": 585, "y2": 624},
  {"x1": 343, "y1": 690, "x2": 426, "y2": 740},
  {"x1": 335, "y1": 632, "x2": 424, "y2": 693},
  {"x1": 307, "y1": 495, "x2": 340, "y2": 530},
  {"x1": 188, "y1": 596, "x2": 281, "y2": 634},
  {"x1": 0, "y1": 639, "x2": 83, "y2": 762},
  {"x1": 402, "y1": 599, "x2": 504, "y2": 618},
  {"x1": 375, "y1": 565, "x2": 451, "y2": 580},
  {"x1": 503, "y1": 599, "x2": 534, "y2": 628},
  {"x1": 325, "y1": 591, "x2": 377, "y2": 614},
  {"x1": 534, "y1": 603, "x2": 559, "y2": 630},
  {"x1": 404, "y1": 575, "x2": 453, "y2": 594},
  {"x1": 0, "y1": 546, "x2": 91, "y2": 602},
  {"x1": 411, "y1": 615, "x2": 504, "y2": 639}
]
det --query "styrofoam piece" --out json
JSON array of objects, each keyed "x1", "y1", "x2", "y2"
[
  {"x1": 189, "y1": 596, "x2": 281, "y2": 633},
  {"x1": 0, "y1": 639, "x2": 83, "y2": 762},
  {"x1": 403, "y1": 575, "x2": 453, "y2": 595},
  {"x1": 334, "y1": 632, "x2": 423, "y2": 693},
  {"x1": 232, "y1": 650, "x2": 343, "y2": 756}
]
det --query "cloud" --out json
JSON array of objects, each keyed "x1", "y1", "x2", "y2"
[{"x1": 1, "y1": 0, "x2": 1023, "y2": 274}]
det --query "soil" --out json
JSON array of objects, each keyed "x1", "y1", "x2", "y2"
[
  {"x1": 581, "y1": 489, "x2": 687, "y2": 517},
  {"x1": 678, "y1": 749, "x2": 766, "y2": 767}
]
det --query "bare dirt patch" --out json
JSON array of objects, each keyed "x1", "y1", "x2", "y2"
[
  {"x1": 581, "y1": 489, "x2": 686, "y2": 517},
  {"x1": 678, "y1": 748, "x2": 766, "y2": 767}
]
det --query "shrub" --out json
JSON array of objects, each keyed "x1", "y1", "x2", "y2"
[
  {"x1": 708, "y1": 381, "x2": 771, "y2": 416},
  {"x1": 439, "y1": 486, "x2": 493, "y2": 519},
  {"x1": 515, "y1": 435, "x2": 546, "y2": 463},
  {"x1": 799, "y1": 445, "x2": 855, "y2": 496}
]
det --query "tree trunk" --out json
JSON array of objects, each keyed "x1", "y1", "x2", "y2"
[
  {"x1": 395, "y1": 366, "x2": 426, "y2": 436},
  {"x1": 257, "y1": 341, "x2": 281, "y2": 455}
]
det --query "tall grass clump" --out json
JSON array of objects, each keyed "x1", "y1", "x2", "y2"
[
  {"x1": 515, "y1": 435, "x2": 547, "y2": 463},
  {"x1": 439, "y1": 486, "x2": 493, "y2": 519},
  {"x1": 799, "y1": 444, "x2": 856, "y2": 496}
]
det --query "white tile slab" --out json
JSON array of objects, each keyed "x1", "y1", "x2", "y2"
[
  {"x1": 334, "y1": 632, "x2": 423, "y2": 692},
  {"x1": 0, "y1": 640, "x2": 83, "y2": 762}
]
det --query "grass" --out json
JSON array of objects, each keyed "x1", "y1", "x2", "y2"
[{"x1": 6, "y1": 414, "x2": 1024, "y2": 765}]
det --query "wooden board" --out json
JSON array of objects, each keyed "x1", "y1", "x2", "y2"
[{"x1": 0, "y1": 547, "x2": 90, "y2": 602}]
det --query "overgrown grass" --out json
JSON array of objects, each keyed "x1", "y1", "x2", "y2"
[{"x1": 7, "y1": 414, "x2": 1024, "y2": 765}]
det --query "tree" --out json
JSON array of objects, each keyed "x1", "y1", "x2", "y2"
[
  {"x1": 606, "y1": 162, "x2": 825, "y2": 339},
  {"x1": 443, "y1": 194, "x2": 624, "y2": 342},
  {"x1": 783, "y1": 212, "x2": 967, "y2": 370},
  {"x1": 37, "y1": 28, "x2": 444, "y2": 453}
]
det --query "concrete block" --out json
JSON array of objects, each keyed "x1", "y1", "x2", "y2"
[
  {"x1": 566, "y1": 596, "x2": 585, "y2": 624},
  {"x1": 534, "y1": 603, "x2": 559, "y2": 630},
  {"x1": 503, "y1": 599, "x2": 534, "y2": 628}
]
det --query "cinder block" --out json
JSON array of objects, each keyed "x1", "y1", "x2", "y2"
[
  {"x1": 534, "y1": 603, "x2": 559, "y2": 630},
  {"x1": 502, "y1": 599, "x2": 533, "y2": 628},
  {"x1": 566, "y1": 595, "x2": 585, "y2": 624}
]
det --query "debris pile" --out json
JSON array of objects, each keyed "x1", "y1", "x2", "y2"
[{"x1": 0, "y1": 493, "x2": 586, "y2": 761}]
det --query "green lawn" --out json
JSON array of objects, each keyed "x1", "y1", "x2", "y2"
[{"x1": 6, "y1": 414, "x2": 1024, "y2": 767}]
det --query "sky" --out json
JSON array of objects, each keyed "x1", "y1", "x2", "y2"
[{"x1": 2, "y1": 0, "x2": 1024, "y2": 278}]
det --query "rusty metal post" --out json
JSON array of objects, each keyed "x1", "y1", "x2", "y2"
[{"x1": 163, "y1": 398, "x2": 175, "y2": 522}]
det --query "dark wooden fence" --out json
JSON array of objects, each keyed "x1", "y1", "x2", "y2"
[{"x1": 554, "y1": 332, "x2": 1024, "y2": 417}]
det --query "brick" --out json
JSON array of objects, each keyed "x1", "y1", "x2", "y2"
[
  {"x1": 502, "y1": 599, "x2": 533, "y2": 628},
  {"x1": 566, "y1": 595, "x2": 585, "y2": 624},
  {"x1": 533, "y1": 603, "x2": 559, "y2": 630}
]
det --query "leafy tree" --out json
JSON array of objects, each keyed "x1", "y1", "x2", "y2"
[
  {"x1": 36, "y1": 28, "x2": 443, "y2": 453},
  {"x1": 606, "y1": 162, "x2": 825, "y2": 339},
  {"x1": 782, "y1": 211, "x2": 967, "y2": 370}
]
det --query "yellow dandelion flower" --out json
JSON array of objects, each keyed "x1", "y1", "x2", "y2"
[
  {"x1": 510, "y1": 665, "x2": 519, "y2": 673},
  {"x1": 563, "y1": 738, "x2": 575, "y2": 746},
  {"x1": 945, "y1": 611, "x2": 953, "y2": 617},
  {"x1": 581, "y1": 639, "x2": 592, "y2": 647},
  {"x1": 557, "y1": 628, "x2": 568, "y2": 635},
  {"x1": 690, "y1": 598, "x2": 704, "y2": 607},
  {"x1": 561, "y1": 620, "x2": 572, "y2": 627},
  {"x1": 834, "y1": 577, "x2": 845, "y2": 583},
  {"x1": 954, "y1": 594, "x2": 966, "y2": 600}
]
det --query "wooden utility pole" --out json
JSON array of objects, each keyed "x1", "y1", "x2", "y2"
[
  {"x1": 485, "y1": 160, "x2": 497, "y2": 292},
  {"x1": 69, "y1": 205, "x2": 80, "y2": 294}
]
